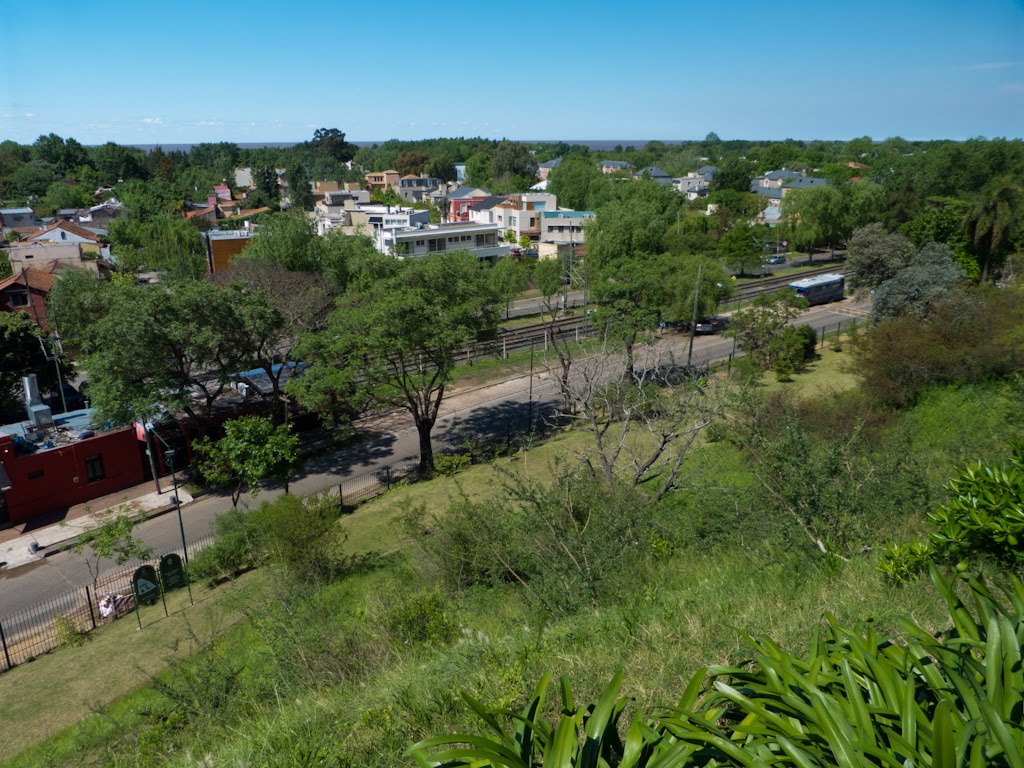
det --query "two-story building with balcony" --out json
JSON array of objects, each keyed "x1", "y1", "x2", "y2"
[
  {"x1": 540, "y1": 210, "x2": 595, "y2": 245},
  {"x1": 375, "y1": 222, "x2": 510, "y2": 263}
]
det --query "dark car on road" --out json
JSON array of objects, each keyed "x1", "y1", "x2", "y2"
[{"x1": 765, "y1": 254, "x2": 787, "y2": 265}]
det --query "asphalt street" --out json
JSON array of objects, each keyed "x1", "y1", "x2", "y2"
[{"x1": 0, "y1": 299, "x2": 867, "y2": 618}]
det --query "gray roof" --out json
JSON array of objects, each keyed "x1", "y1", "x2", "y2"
[
  {"x1": 763, "y1": 169, "x2": 803, "y2": 181},
  {"x1": 600, "y1": 160, "x2": 632, "y2": 168},
  {"x1": 696, "y1": 165, "x2": 718, "y2": 177},
  {"x1": 449, "y1": 185, "x2": 489, "y2": 199},
  {"x1": 752, "y1": 186, "x2": 784, "y2": 199},
  {"x1": 785, "y1": 176, "x2": 828, "y2": 189},
  {"x1": 637, "y1": 166, "x2": 671, "y2": 178},
  {"x1": 538, "y1": 157, "x2": 563, "y2": 169},
  {"x1": 469, "y1": 196, "x2": 508, "y2": 212}
]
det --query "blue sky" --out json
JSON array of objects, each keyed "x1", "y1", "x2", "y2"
[{"x1": 1, "y1": 0, "x2": 1021, "y2": 145}]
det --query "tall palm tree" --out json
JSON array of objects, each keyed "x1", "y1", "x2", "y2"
[{"x1": 963, "y1": 174, "x2": 1023, "y2": 280}]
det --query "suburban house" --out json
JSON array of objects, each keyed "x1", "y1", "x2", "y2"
[
  {"x1": 469, "y1": 193, "x2": 557, "y2": 240},
  {"x1": 184, "y1": 195, "x2": 269, "y2": 225},
  {"x1": 634, "y1": 166, "x2": 672, "y2": 184},
  {"x1": 348, "y1": 205, "x2": 430, "y2": 233},
  {"x1": 0, "y1": 380, "x2": 145, "y2": 526},
  {"x1": 751, "y1": 169, "x2": 829, "y2": 199},
  {"x1": 365, "y1": 170, "x2": 400, "y2": 193},
  {"x1": 0, "y1": 208, "x2": 36, "y2": 230},
  {"x1": 28, "y1": 219, "x2": 104, "y2": 255},
  {"x1": 540, "y1": 210, "x2": 596, "y2": 245},
  {"x1": 4, "y1": 241, "x2": 107, "y2": 275},
  {"x1": 448, "y1": 186, "x2": 491, "y2": 222},
  {"x1": 599, "y1": 160, "x2": 633, "y2": 174},
  {"x1": 76, "y1": 199, "x2": 125, "y2": 229},
  {"x1": 755, "y1": 200, "x2": 784, "y2": 227},
  {"x1": 537, "y1": 157, "x2": 562, "y2": 181},
  {"x1": 374, "y1": 222, "x2": 510, "y2": 262},
  {"x1": 314, "y1": 188, "x2": 372, "y2": 235},
  {"x1": 0, "y1": 266, "x2": 57, "y2": 330},
  {"x1": 396, "y1": 175, "x2": 444, "y2": 203}
]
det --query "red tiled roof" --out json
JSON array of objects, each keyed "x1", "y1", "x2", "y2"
[
  {"x1": 31, "y1": 219, "x2": 102, "y2": 243},
  {"x1": 184, "y1": 206, "x2": 216, "y2": 219},
  {"x1": 0, "y1": 267, "x2": 56, "y2": 293}
]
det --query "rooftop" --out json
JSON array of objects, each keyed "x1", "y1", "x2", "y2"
[
  {"x1": 542, "y1": 210, "x2": 595, "y2": 219},
  {"x1": 789, "y1": 273, "x2": 845, "y2": 289},
  {"x1": 0, "y1": 408, "x2": 111, "y2": 454}
]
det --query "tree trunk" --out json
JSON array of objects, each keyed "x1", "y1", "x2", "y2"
[{"x1": 416, "y1": 418, "x2": 435, "y2": 477}]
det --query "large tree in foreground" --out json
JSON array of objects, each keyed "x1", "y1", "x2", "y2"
[{"x1": 291, "y1": 251, "x2": 497, "y2": 475}]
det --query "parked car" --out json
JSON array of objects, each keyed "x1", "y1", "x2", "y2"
[{"x1": 765, "y1": 254, "x2": 787, "y2": 265}]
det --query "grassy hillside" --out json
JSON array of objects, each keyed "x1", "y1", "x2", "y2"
[{"x1": 4, "y1": 349, "x2": 1021, "y2": 768}]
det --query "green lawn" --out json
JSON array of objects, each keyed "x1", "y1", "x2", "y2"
[
  {"x1": 0, "y1": 571, "x2": 266, "y2": 763},
  {"x1": 761, "y1": 344, "x2": 860, "y2": 398}
]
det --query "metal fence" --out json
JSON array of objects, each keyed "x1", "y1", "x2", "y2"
[{"x1": 0, "y1": 532, "x2": 214, "y2": 673}]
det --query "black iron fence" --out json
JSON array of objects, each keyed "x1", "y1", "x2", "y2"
[{"x1": 0, "y1": 532, "x2": 214, "y2": 673}]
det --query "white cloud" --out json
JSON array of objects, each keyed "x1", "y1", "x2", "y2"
[
  {"x1": 141, "y1": 116, "x2": 164, "y2": 125},
  {"x1": 23, "y1": 112, "x2": 34, "y2": 118}
]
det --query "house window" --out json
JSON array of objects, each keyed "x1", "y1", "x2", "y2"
[
  {"x1": 85, "y1": 455, "x2": 105, "y2": 483},
  {"x1": 428, "y1": 239, "x2": 446, "y2": 252},
  {"x1": 9, "y1": 293, "x2": 29, "y2": 308}
]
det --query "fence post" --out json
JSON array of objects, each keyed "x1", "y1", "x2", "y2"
[
  {"x1": 728, "y1": 353, "x2": 733, "y2": 372},
  {"x1": 0, "y1": 619, "x2": 11, "y2": 670},
  {"x1": 820, "y1": 326, "x2": 825, "y2": 349},
  {"x1": 337, "y1": 483, "x2": 344, "y2": 512},
  {"x1": 85, "y1": 585, "x2": 97, "y2": 630},
  {"x1": 385, "y1": 466, "x2": 392, "y2": 490},
  {"x1": 544, "y1": 329, "x2": 549, "y2": 352},
  {"x1": 502, "y1": 338, "x2": 507, "y2": 360}
]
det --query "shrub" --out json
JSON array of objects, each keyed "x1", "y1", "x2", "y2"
[
  {"x1": 412, "y1": 470, "x2": 655, "y2": 614},
  {"x1": 379, "y1": 589, "x2": 458, "y2": 647},
  {"x1": 881, "y1": 446, "x2": 1024, "y2": 580},
  {"x1": 433, "y1": 453, "x2": 471, "y2": 477},
  {"x1": 254, "y1": 493, "x2": 348, "y2": 585},
  {"x1": 53, "y1": 615, "x2": 90, "y2": 648},
  {"x1": 187, "y1": 506, "x2": 266, "y2": 585}
]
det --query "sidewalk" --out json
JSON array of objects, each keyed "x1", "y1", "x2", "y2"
[{"x1": 0, "y1": 485, "x2": 193, "y2": 572}]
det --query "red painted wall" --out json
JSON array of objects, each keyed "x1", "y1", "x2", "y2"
[{"x1": 0, "y1": 427, "x2": 145, "y2": 525}]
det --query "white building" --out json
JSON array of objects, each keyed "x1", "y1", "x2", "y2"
[{"x1": 375, "y1": 222, "x2": 510, "y2": 262}]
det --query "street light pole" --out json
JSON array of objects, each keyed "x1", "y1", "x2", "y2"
[{"x1": 147, "y1": 425, "x2": 188, "y2": 565}]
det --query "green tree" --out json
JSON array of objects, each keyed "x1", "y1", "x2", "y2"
[
  {"x1": 395, "y1": 151, "x2": 430, "y2": 177},
  {"x1": 900, "y1": 197, "x2": 977, "y2": 279},
  {"x1": 709, "y1": 158, "x2": 754, "y2": 193},
  {"x1": 107, "y1": 214, "x2": 207, "y2": 278},
  {"x1": 726, "y1": 291, "x2": 808, "y2": 369},
  {"x1": 872, "y1": 243, "x2": 962, "y2": 321},
  {"x1": 490, "y1": 141, "x2": 536, "y2": 190},
  {"x1": 83, "y1": 281, "x2": 253, "y2": 432},
  {"x1": 717, "y1": 222, "x2": 761, "y2": 276},
  {"x1": 782, "y1": 184, "x2": 851, "y2": 257},
  {"x1": 46, "y1": 268, "x2": 112, "y2": 346},
  {"x1": 71, "y1": 507, "x2": 153, "y2": 597},
  {"x1": 291, "y1": 251, "x2": 498, "y2": 475},
  {"x1": 287, "y1": 164, "x2": 312, "y2": 211},
  {"x1": 39, "y1": 180, "x2": 92, "y2": 215},
  {"x1": 846, "y1": 223, "x2": 916, "y2": 292},
  {"x1": 547, "y1": 154, "x2": 605, "y2": 211},
  {"x1": 489, "y1": 257, "x2": 528, "y2": 319},
  {"x1": 591, "y1": 253, "x2": 670, "y2": 378},
  {"x1": 662, "y1": 253, "x2": 733, "y2": 323},
  {"x1": 424, "y1": 154, "x2": 456, "y2": 182},
  {"x1": 963, "y1": 174, "x2": 1024, "y2": 280},
  {"x1": 240, "y1": 211, "x2": 319, "y2": 272},
  {"x1": 194, "y1": 416, "x2": 300, "y2": 507},
  {"x1": 89, "y1": 142, "x2": 148, "y2": 183},
  {"x1": 309, "y1": 128, "x2": 357, "y2": 164},
  {"x1": 0, "y1": 313, "x2": 65, "y2": 418},
  {"x1": 465, "y1": 152, "x2": 492, "y2": 188}
]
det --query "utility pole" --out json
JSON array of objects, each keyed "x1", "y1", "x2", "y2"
[{"x1": 687, "y1": 264, "x2": 703, "y2": 369}]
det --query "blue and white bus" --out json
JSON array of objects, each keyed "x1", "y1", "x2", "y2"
[{"x1": 788, "y1": 273, "x2": 845, "y2": 306}]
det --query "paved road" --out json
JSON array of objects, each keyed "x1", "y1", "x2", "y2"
[{"x1": 0, "y1": 299, "x2": 867, "y2": 618}]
